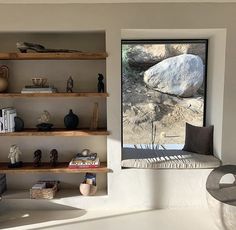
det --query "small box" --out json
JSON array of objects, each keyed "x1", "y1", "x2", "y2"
[{"x1": 30, "y1": 181, "x2": 59, "y2": 199}]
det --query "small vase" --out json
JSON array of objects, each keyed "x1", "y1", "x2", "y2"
[{"x1": 64, "y1": 109, "x2": 79, "y2": 130}]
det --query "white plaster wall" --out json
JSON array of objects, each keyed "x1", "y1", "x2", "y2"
[{"x1": 0, "y1": 3, "x2": 235, "y2": 209}]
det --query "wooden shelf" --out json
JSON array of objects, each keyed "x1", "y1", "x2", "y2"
[
  {"x1": 0, "y1": 52, "x2": 108, "y2": 60},
  {"x1": 0, "y1": 128, "x2": 109, "y2": 137},
  {"x1": 0, "y1": 162, "x2": 109, "y2": 173},
  {"x1": 0, "y1": 92, "x2": 109, "y2": 98}
]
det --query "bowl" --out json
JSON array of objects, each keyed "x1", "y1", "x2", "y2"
[
  {"x1": 32, "y1": 78, "x2": 47, "y2": 87},
  {"x1": 79, "y1": 183, "x2": 97, "y2": 196}
]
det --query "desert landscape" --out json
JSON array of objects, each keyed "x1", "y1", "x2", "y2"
[{"x1": 122, "y1": 42, "x2": 207, "y2": 149}]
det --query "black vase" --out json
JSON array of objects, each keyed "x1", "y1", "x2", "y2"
[{"x1": 64, "y1": 109, "x2": 79, "y2": 130}]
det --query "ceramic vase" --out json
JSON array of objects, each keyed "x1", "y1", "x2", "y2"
[{"x1": 64, "y1": 109, "x2": 79, "y2": 130}]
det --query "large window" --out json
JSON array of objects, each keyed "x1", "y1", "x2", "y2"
[{"x1": 122, "y1": 39, "x2": 208, "y2": 151}]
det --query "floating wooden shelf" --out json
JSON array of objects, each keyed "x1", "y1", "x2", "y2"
[
  {"x1": 0, "y1": 128, "x2": 109, "y2": 137},
  {"x1": 0, "y1": 52, "x2": 108, "y2": 60},
  {"x1": 0, "y1": 92, "x2": 109, "y2": 98},
  {"x1": 0, "y1": 162, "x2": 109, "y2": 173}
]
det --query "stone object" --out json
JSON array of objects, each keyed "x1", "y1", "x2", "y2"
[
  {"x1": 64, "y1": 109, "x2": 79, "y2": 130},
  {"x1": 34, "y1": 149, "x2": 42, "y2": 167},
  {"x1": 50, "y1": 149, "x2": 58, "y2": 167},
  {"x1": 0, "y1": 65, "x2": 9, "y2": 93},
  {"x1": 0, "y1": 174, "x2": 7, "y2": 194},
  {"x1": 206, "y1": 165, "x2": 236, "y2": 230},
  {"x1": 37, "y1": 110, "x2": 53, "y2": 131},
  {"x1": 97, "y1": 73, "x2": 104, "y2": 93},
  {"x1": 66, "y1": 76, "x2": 73, "y2": 93},
  {"x1": 143, "y1": 54, "x2": 204, "y2": 97},
  {"x1": 14, "y1": 116, "x2": 24, "y2": 132}
]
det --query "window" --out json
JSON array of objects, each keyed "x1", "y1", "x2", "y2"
[{"x1": 122, "y1": 39, "x2": 208, "y2": 151}]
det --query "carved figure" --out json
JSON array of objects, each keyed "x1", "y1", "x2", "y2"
[
  {"x1": 8, "y1": 145, "x2": 23, "y2": 168},
  {"x1": 50, "y1": 149, "x2": 58, "y2": 167},
  {"x1": 97, "y1": 73, "x2": 104, "y2": 93},
  {"x1": 66, "y1": 76, "x2": 73, "y2": 93},
  {"x1": 33, "y1": 149, "x2": 42, "y2": 167},
  {"x1": 37, "y1": 110, "x2": 53, "y2": 131}
]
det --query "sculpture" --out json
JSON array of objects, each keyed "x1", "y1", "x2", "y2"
[
  {"x1": 36, "y1": 110, "x2": 53, "y2": 131},
  {"x1": 16, "y1": 42, "x2": 81, "y2": 53},
  {"x1": 66, "y1": 76, "x2": 73, "y2": 93},
  {"x1": 8, "y1": 145, "x2": 23, "y2": 168},
  {"x1": 97, "y1": 73, "x2": 104, "y2": 93},
  {"x1": 50, "y1": 149, "x2": 58, "y2": 167},
  {"x1": 33, "y1": 149, "x2": 42, "y2": 167}
]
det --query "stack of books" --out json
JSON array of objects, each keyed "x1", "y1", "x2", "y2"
[
  {"x1": 0, "y1": 107, "x2": 17, "y2": 133},
  {"x1": 68, "y1": 152, "x2": 100, "y2": 169},
  {"x1": 21, "y1": 85, "x2": 57, "y2": 94}
]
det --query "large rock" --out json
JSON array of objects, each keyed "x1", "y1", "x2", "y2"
[{"x1": 143, "y1": 54, "x2": 204, "y2": 97}]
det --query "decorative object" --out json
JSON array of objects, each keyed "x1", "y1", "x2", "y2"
[
  {"x1": 81, "y1": 149, "x2": 90, "y2": 156},
  {"x1": 37, "y1": 110, "x2": 53, "y2": 131},
  {"x1": 0, "y1": 174, "x2": 7, "y2": 195},
  {"x1": 97, "y1": 73, "x2": 104, "y2": 93},
  {"x1": 8, "y1": 145, "x2": 23, "y2": 168},
  {"x1": 14, "y1": 116, "x2": 24, "y2": 132},
  {"x1": 16, "y1": 42, "x2": 81, "y2": 53},
  {"x1": 182, "y1": 123, "x2": 213, "y2": 155},
  {"x1": 90, "y1": 103, "x2": 99, "y2": 130},
  {"x1": 50, "y1": 149, "x2": 58, "y2": 167},
  {"x1": 30, "y1": 180, "x2": 59, "y2": 199},
  {"x1": 79, "y1": 173, "x2": 97, "y2": 196},
  {"x1": 66, "y1": 76, "x2": 73, "y2": 93},
  {"x1": 64, "y1": 109, "x2": 79, "y2": 130},
  {"x1": 32, "y1": 78, "x2": 47, "y2": 87},
  {"x1": 0, "y1": 65, "x2": 9, "y2": 93},
  {"x1": 206, "y1": 165, "x2": 236, "y2": 230},
  {"x1": 33, "y1": 149, "x2": 42, "y2": 167}
]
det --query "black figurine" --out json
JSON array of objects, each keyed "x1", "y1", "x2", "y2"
[
  {"x1": 33, "y1": 149, "x2": 42, "y2": 167},
  {"x1": 97, "y1": 73, "x2": 104, "y2": 93},
  {"x1": 50, "y1": 149, "x2": 58, "y2": 167},
  {"x1": 66, "y1": 76, "x2": 73, "y2": 93}
]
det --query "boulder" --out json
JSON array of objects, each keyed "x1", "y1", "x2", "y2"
[{"x1": 143, "y1": 54, "x2": 204, "y2": 97}]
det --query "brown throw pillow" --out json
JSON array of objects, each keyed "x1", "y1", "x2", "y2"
[{"x1": 182, "y1": 123, "x2": 213, "y2": 155}]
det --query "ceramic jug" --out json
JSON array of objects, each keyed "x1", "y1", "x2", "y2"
[{"x1": 0, "y1": 65, "x2": 9, "y2": 93}]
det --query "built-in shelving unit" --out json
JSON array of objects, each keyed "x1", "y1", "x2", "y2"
[
  {"x1": 0, "y1": 162, "x2": 109, "y2": 173},
  {"x1": 0, "y1": 31, "x2": 109, "y2": 204}
]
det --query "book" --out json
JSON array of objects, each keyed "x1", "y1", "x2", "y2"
[
  {"x1": 32, "y1": 182, "x2": 46, "y2": 189},
  {"x1": 68, "y1": 157, "x2": 100, "y2": 169},
  {"x1": 21, "y1": 87, "x2": 57, "y2": 93},
  {"x1": 0, "y1": 107, "x2": 17, "y2": 133}
]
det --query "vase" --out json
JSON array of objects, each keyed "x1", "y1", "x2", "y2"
[
  {"x1": 0, "y1": 65, "x2": 9, "y2": 93},
  {"x1": 64, "y1": 109, "x2": 79, "y2": 130}
]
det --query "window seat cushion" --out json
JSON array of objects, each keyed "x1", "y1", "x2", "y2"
[{"x1": 121, "y1": 148, "x2": 221, "y2": 169}]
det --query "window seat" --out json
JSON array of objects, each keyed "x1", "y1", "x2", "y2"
[{"x1": 122, "y1": 148, "x2": 221, "y2": 169}]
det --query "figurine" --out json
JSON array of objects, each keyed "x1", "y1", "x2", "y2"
[
  {"x1": 97, "y1": 73, "x2": 104, "y2": 93},
  {"x1": 66, "y1": 76, "x2": 73, "y2": 93},
  {"x1": 8, "y1": 145, "x2": 23, "y2": 168},
  {"x1": 33, "y1": 149, "x2": 42, "y2": 167},
  {"x1": 36, "y1": 110, "x2": 53, "y2": 131},
  {"x1": 50, "y1": 149, "x2": 58, "y2": 167}
]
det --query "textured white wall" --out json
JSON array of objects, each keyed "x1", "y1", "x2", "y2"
[{"x1": 0, "y1": 3, "x2": 235, "y2": 210}]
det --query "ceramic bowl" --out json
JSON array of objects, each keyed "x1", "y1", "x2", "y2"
[{"x1": 32, "y1": 78, "x2": 47, "y2": 87}]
